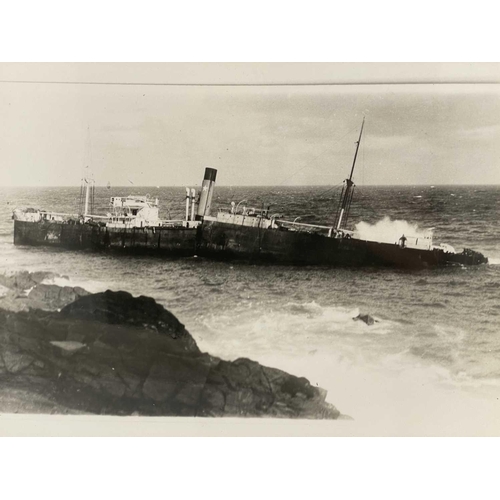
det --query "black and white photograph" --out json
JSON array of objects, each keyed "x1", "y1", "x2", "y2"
[{"x1": 0, "y1": 62, "x2": 499, "y2": 439}]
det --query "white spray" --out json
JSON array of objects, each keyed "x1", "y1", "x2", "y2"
[{"x1": 354, "y1": 216, "x2": 434, "y2": 249}]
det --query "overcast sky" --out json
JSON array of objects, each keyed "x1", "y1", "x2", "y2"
[{"x1": 1, "y1": 64, "x2": 499, "y2": 187}]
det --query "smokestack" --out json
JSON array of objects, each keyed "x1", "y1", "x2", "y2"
[
  {"x1": 185, "y1": 187, "x2": 190, "y2": 221},
  {"x1": 196, "y1": 167, "x2": 217, "y2": 219},
  {"x1": 190, "y1": 188, "x2": 196, "y2": 221}
]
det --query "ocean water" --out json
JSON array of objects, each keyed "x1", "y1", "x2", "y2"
[{"x1": 1, "y1": 184, "x2": 500, "y2": 434}]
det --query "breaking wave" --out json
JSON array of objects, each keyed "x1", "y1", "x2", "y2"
[
  {"x1": 354, "y1": 216, "x2": 433, "y2": 246},
  {"x1": 193, "y1": 299, "x2": 397, "y2": 366},
  {"x1": 42, "y1": 275, "x2": 107, "y2": 294}
]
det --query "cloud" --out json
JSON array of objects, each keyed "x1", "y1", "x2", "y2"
[
  {"x1": 1, "y1": 81, "x2": 499, "y2": 186},
  {"x1": 365, "y1": 134, "x2": 415, "y2": 150},
  {"x1": 457, "y1": 124, "x2": 500, "y2": 141}
]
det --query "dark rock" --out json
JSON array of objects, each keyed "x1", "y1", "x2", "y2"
[
  {"x1": 30, "y1": 271, "x2": 59, "y2": 285},
  {"x1": 97, "y1": 369, "x2": 127, "y2": 398},
  {"x1": 198, "y1": 357, "x2": 337, "y2": 418},
  {"x1": 0, "y1": 289, "x2": 340, "y2": 419},
  {"x1": 116, "y1": 369, "x2": 142, "y2": 398},
  {"x1": 66, "y1": 331, "x2": 86, "y2": 343},
  {"x1": 60, "y1": 290, "x2": 199, "y2": 354},
  {"x1": 143, "y1": 353, "x2": 212, "y2": 409},
  {"x1": 281, "y1": 375, "x2": 315, "y2": 398},
  {"x1": 2, "y1": 348, "x2": 35, "y2": 373},
  {"x1": 353, "y1": 313, "x2": 376, "y2": 326}
]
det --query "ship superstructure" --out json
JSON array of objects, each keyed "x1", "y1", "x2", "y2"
[{"x1": 12, "y1": 175, "x2": 204, "y2": 255}]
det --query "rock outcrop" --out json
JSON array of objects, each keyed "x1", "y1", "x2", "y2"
[
  {"x1": 0, "y1": 275, "x2": 339, "y2": 419},
  {"x1": 0, "y1": 270, "x2": 59, "y2": 291},
  {"x1": 0, "y1": 271, "x2": 90, "y2": 312}
]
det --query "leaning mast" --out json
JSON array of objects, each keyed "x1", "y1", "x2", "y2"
[{"x1": 335, "y1": 117, "x2": 365, "y2": 231}]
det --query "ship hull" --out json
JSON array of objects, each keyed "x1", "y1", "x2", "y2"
[
  {"x1": 14, "y1": 220, "x2": 197, "y2": 257},
  {"x1": 197, "y1": 220, "x2": 488, "y2": 268},
  {"x1": 13, "y1": 219, "x2": 488, "y2": 268}
]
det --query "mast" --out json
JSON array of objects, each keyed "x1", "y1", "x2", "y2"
[
  {"x1": 80, "y1": 126, "x2": 94, "y2": 218},
  {"x1": 82, "y1": 174, "x2": 95, "y2": 218},
  {"x1": 335, "y1": 117, "x2": 365, "y2": 231},
  {"x1": 84, "y1": 178, "x2": 90, "y2": 216}
]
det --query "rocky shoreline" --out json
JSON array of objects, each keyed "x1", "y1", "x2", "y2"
[{"x1": 0, "y1": 271, "x2": 340, "y2": 419}]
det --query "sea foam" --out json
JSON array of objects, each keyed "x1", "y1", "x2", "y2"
[{"x1": 354, "y1": 216, "x2": 433, "y2": 245}]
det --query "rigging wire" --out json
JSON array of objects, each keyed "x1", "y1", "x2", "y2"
[
  {"x1": 316, "y1": 180, "x2": 345, "y2": 198},
  {"x1": 362, "y1": 127, "x2": 365, "y2": 186},
  {"x1": 276, "y1": 123, "x2": 361, "y2": 187}
]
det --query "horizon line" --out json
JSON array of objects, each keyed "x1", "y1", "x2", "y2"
[{"x1": 3, "y1": 183, "x2": 500, "y2": 189}]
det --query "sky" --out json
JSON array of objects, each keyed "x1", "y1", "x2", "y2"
[{"x1": 0, "y1": 64, "x2": 499, "y2": 187}]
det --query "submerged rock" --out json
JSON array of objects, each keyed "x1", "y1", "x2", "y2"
[
  {"x1": 353, "y1": 313, "x2": 376, "y2": 326},
  {"x1": 0, "y1": 286, "x2": 339, "y2": 419}
]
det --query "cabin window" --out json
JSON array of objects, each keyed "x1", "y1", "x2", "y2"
[{"x1": 132, "y1": 209, "x2": 138, "y2": 215}]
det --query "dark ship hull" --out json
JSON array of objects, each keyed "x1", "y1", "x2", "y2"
[
  {"x1": 197, "y1": 219, "x2": 488, "y2": 269},
  {"x1": 14, "y1": 217, "x2": 488, "y2": 268},
  {"x1": 14, "y1": 219, "x2": 198, "y2": 257}
]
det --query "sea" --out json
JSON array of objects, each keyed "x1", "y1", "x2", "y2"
[{"x1": 1, "y1": 184, "x2": 499, "y2": 435}]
